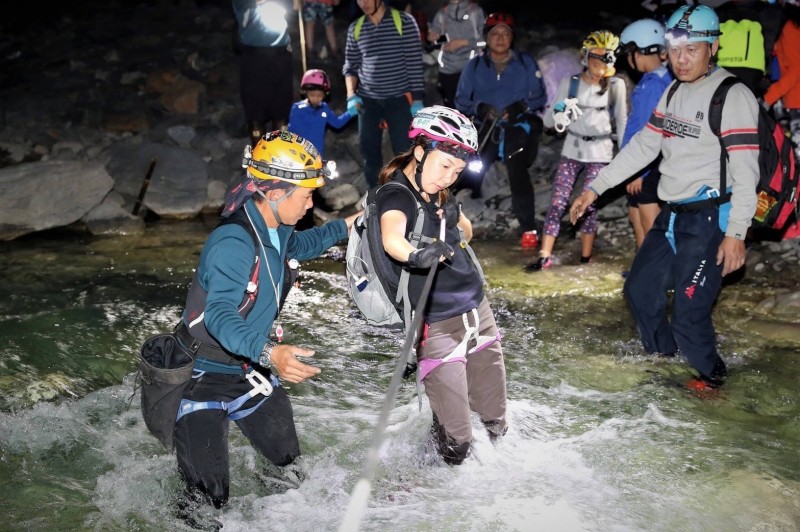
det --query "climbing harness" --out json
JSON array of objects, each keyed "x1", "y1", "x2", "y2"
[
  {"x1": 176, "y1": 366, "x2": 279, "y2": 422},
  {"x1": 417, "y1": 308, "x2": 501, "y2": 381}
]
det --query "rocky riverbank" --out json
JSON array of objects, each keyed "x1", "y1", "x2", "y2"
[{"x1": 1, "y1": 0, "x2": 798, "y2": 303}]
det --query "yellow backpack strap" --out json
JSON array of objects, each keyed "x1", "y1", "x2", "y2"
[
  {"x1": 391, "y1": 7, "x2": 403, "y2": 36},
  {"x1": 355, "y1": 9, "x2": 403, "y2": 40},
  {"x1": 354, "y1": 14, "x2": 366, "y2": 40}
]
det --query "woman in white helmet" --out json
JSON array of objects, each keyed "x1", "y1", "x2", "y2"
[{"x1": 375, "y1": 105, "x2": 508, "y2": 465}]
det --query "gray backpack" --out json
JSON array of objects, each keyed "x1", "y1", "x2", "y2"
[{"x1": 345, "y1": 182, "x2": 485, "y2": 334}]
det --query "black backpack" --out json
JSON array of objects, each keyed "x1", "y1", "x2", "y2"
[{"x1": 666, "y1": 77, "x2": 799, "y2": 231}]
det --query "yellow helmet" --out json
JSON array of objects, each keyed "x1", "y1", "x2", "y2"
[
  {"x1": 242, "y1": 130, "x2": 329, "y2": 188},
  {"x1": 582, "y1": 30, "x2": 620, "y2": 54},
  {"x1": 581, "y1": 30, "x2": 620, "y2": 77}
]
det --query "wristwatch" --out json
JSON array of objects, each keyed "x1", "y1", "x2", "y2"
[{"x1": 258, "y1": 340, "x2": 277, "y2": 368}]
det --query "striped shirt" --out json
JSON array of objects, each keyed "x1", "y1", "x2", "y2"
[{"x1": 342, "y1": 8, "x2": 425, "y2": 100}]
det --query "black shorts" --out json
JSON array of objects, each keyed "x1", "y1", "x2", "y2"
[{"x1": 627, "y1": 162, "x2": 661, "y2": 207}]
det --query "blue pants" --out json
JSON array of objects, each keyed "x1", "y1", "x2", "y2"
[
  {"x1": 623, "y1": 206, "x2": 727, "y2": 383},
  {"x1": 358, "y1": 95, "x2": 412, "y2": 189}
]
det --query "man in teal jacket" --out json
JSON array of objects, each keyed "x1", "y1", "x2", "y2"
[{"x1": 174, "y1": 130, "x2": 359, "y2": 513}]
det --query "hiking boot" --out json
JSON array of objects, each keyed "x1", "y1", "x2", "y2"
[
  {"x1": 524, "y1": 255, "x2": 554, "y2": 272},
  {"x1": 175, "y1": 491, "x2": 223, "y2": 531},
  {"x1": 580, "y1": 255, "x2": 592, "y2": 264},
  {"x1": 685, "y1": 376, "x2": 722, "y2": 397}
]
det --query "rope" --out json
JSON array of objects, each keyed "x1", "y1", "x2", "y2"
[{"x1": 338, "y1": 219, "x2": 445, "y2": 532}]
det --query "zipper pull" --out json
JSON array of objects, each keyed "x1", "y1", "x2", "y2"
[{"x1": 275, "y1": 323, "x2": 284, "y2": 343}]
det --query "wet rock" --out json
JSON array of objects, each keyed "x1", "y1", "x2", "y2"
[{"x1": 0, "y1": 160, "x2": 114, "y2": 240}]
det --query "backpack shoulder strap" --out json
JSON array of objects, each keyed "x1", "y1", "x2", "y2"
[
  {"x1": 378, "y1": 182, "x2": 426, "y2": 327},
  {"x1": 216, "y1": 209, "x2": 263, "y2": 315},
  {"x1": 468, "y1": 3, "x2": 479, "y2": 40},
  {"x1": 391, "y1": 8, "x2": 403, "y2": 36},
  {"x1": 354, "y1": 14, "x2": 366, "y2": 40},
  {"x1": 665, "y1": 79, "x2": 681, "y2": 107},
  {"x1": 356, "y1": 9, "x2": 403, "y2": 40},
  {"x1": 708, "y1": 76, "x2": 740, "y2": 197},
  {"x1": 708, "y1": 76, "x2": 739, "y2": 137}
]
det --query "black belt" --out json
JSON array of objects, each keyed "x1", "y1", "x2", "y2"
[
  {"x1": 174, "y1": 321, "x2": 242, "y2": 367},
  {"x1": 667, "y1": 194, "x2": 731, "y2": 213},
  {"x1": 567, "y1": 130, "x2": 612, "y2": 142}
]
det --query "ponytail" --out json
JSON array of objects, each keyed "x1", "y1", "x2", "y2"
[
  {"x1": 376, "y1": 138, "x2": 453, "y2": 204},
  {"x1": 379, "y1": 149, "x2": 415, "y2": 185}
]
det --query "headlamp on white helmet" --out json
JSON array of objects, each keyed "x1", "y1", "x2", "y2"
[{"x1": 665, "y1": 4, "x2": 721, "y2": 45}]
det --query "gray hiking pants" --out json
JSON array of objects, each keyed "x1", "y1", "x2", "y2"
[{"x1": 419, "y1": 296, "x2": 508, "y2": 448}]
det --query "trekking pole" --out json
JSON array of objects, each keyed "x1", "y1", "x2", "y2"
[
  {"x1": 477, "y1": 113, "x2": 501, "y2": 153},
  {"x1": 132, "y1": 158, "x2": 157, "y2": 216},
  {"x1": 298, "y1": 6, "x2": 307, "y2": 74},
  {"x1": 338, "y1": 219, "x2": 445, "y2": 532}
]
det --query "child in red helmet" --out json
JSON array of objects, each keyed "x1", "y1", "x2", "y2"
[{"x1": 287, "y1": 68, "x2": 354, "y2": 158}]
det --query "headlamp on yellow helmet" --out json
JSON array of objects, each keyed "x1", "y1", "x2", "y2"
[
  {"x1": 581, "y1": 30, "x2": 620, "y2": 77},
  {"x1": 242, "y1": 130, "x2": 335, "y2": 188}
]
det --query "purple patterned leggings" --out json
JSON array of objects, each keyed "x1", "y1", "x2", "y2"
[{"x1": 543, "y1": 157, "x2": 607, "y2": 237}]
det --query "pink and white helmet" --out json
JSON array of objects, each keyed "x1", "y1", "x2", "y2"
[{"x1": 408, "y1": 105, "x2": 478, "y2": 159}]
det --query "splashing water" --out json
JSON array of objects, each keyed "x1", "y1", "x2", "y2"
[{"x1": 1, "y1": 221, "x2": 798, "y2": 531}]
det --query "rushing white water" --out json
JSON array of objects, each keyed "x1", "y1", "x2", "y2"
[{"x1": 1, "y1": 222, "x2": 798, "y2": 531}]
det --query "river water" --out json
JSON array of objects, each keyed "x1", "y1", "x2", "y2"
[{"x1": 1, "y1": 218, "x2": 798, "y2": 532}]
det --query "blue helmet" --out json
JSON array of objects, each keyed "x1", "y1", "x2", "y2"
[
  {"x1": 665, "y1": 4, "x2": 721, "y2": 45},
  {"x1": 620, "y1": 18, "x2": 666, "y2": 54}
]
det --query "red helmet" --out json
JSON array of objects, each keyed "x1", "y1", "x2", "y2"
[
  {"x1": 484, "y1": 12, "x2": 514, "y2": 36},
  {"x1": 300, "y1": 69, "x2": 330, "y2": 94}
]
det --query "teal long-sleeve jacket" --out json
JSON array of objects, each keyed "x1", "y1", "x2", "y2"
[{"x1": 185, "y1": 199, "x2": 347, "y2": 372}]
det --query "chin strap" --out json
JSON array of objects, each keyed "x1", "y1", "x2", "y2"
[
  {"x1": 414, "y1": 151, "x2": 437, "y2": 205},
  {"x1": 257, "y1": 186, "x2": 297, "y2": 226}
]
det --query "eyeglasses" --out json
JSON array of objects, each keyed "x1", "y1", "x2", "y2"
[
  {"x1": 587, "y1": 50, "x2": 617, "y2": 65},
  {"x1": 664, "y1": 27, "x2": 720, "y2": 44}
]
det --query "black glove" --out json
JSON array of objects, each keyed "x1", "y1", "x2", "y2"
[
  {"x1": 441, "y1": 201, "x2": 461, "y2": 229},
  {"x1": 408, "y1": 240, "x2": 454, "y2": 269},
  {"x1": 476, "y1": 102, "x2": 498, "y2": 122},
  {"x1": 504, "y1": 100, "x2": 529, "y2": 120}
]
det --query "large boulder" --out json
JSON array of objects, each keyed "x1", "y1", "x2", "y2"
[
  {"x1": 105, "y1": 140, "x2": 209, "y2": 219},
  {"x1": 0, "y1": 160, "x2": 114, "y2": 240}
]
